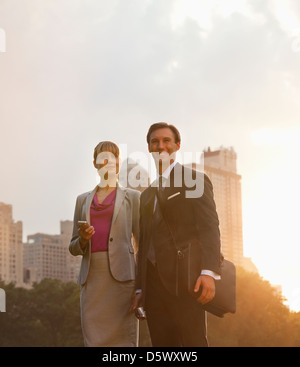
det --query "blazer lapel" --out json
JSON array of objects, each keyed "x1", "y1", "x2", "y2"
[
  {"x1": 143, "y1": 185, "x2": 156, "y2": 215},
  {"x1": 111, "y1": 185, "x2": 126, "y2": 225},
  {"x1": 85, "y1": 186, "x2": 97, "y2": 224}
]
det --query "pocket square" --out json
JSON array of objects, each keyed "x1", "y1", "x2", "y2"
[{"x1": 167, "y1": 192, "x2": 181, "y2": 200}]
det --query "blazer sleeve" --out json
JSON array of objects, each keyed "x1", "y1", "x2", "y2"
[
  {"x1": 193, "y1": 173, "x2": 221, "y2": 274},
  {"x1": 69, "y1": 195, "x2": 88, "y2": 257}
]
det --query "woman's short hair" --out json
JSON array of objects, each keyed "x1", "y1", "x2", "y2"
[
  {"x1": 146, "y1": 122, "x2": 181, "y2": 144},
  {"x1": 93, "y1": 141, "x2": 120, "y2": 162}
]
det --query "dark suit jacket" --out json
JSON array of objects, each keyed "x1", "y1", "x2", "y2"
[{"x1": 136, "y1": 163, "x2": 221, "y2": 300}]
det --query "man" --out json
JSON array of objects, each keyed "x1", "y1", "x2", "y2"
[{"x1": 132, "y1": 122, "x2": 221, "y2": 347}]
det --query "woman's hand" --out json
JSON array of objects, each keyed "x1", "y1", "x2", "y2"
[{"x1": 78, "y1": 223, "x2": 95, "y2": 249}]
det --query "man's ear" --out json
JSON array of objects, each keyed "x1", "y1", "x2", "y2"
[{"x1": 176, "y1": 141, "x2": 181, "y2": 151}]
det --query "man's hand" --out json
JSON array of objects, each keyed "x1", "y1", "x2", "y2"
[{"x1": 194, "y1": 275, "x2": 215, "y2": 304}]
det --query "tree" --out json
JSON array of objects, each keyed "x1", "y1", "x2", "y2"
[
  {"x1": 1, "y1": 270, "x2": 300, "y2": 347},
  {"x1": 0, "y1": 279, "x2": 83, "y2": 347},
  {"x1": 207, "y1": 267, "x2": 300, "y2": 347},
  {"x1": 29, "y1": 279, "x2": 83, "y2": 347},
  {"x1": 0, "y1": 280, "x2": 40, "y2": 347}
]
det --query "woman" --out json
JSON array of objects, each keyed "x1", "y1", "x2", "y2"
[{"x1": 69, "y1": 141, "x2": 140, "y2": 347}]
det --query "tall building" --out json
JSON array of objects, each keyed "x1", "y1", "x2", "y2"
[
  {"x1": 0, "y1": 203, "x2": 23, "y2": 285},
  {"x1": 23, "y1": 220, "x2": 81, "y2": 285},
  {"x1": 200, "y1": 147, "x2": 244, "y2": 266},
  {"x1": 24, "y1": 232, "x2": 66, "y2": 282},
  {"x1": 60, "y1": 220, "x2": 81, "y2": 282}
]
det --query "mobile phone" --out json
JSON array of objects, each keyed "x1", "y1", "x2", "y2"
[{"x1": 78, "y1": 220, "x2": 89, "y2": 228}]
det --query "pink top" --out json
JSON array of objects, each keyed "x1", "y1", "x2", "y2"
[{"x1": 90, "y1": 189, "x2": 116, "y2": 252}]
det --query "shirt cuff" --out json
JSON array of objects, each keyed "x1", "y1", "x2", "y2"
[{"x1": 201, "y1": 269, "x2": 221, "y2": 280}]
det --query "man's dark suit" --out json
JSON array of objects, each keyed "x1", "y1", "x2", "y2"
[{"x1": 136, "y1": 163, "x2": 221, "y2": 347}]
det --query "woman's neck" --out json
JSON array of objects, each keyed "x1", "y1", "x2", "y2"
[{"x1": 98, "y1": 178, "x2": 118, "y2": 190}]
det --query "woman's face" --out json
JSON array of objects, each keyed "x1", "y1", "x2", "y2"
[{"x1": 94, "y1": 151, "x2": 120, "y2": 180}]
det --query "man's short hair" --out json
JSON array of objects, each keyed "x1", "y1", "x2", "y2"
[{"x1": 146, "y1": 122, "x2": 181, "y2": 144}]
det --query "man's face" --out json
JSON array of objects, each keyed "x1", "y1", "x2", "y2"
[{"x1": 148, "y1": 127, "x2": 180, "y2": 170}]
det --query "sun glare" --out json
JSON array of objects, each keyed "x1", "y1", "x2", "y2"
[
  {"x1": 273, "y1": 0, "x2": 300, "y2": 36},
  {"x1": 171, "y1": 0, "x2": 251, "y2": 30},
  {"x1": 171, "y1": 0, "x2": 213, "y2": 30},
  {"x1": 249, "y1": 128, "x2": 300, "y2": 312}
]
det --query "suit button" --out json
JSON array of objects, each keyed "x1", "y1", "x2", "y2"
[
  {"x1": 110, "y1": 237, "x2": 113, "y2": 242},
  {"x1": 177, "y1": 250, "x2": 184, "y2": 260}
]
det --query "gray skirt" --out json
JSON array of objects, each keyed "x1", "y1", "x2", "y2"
[{"x1": 80, "y1": 252, "x2": 138, "y2": 347}]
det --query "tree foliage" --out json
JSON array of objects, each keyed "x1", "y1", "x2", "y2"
[
  {"x1": 0, "y1": 279, "x2": 83, "y2": 347},
  {"x1": 207, "y1": 267, "x2": 300, "y2": 347},
  {"x1": 1, "y1": 269, "x2": 300, "y2": 347}
]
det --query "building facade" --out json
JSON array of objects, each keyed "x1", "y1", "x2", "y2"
[
  {"x1": 200, "y1": 147, "x2": 244, "y2": 266},
  {"x1": 60, "y1": 220, "x2": 81, "y2": 283},
  {"x1": 23, "y1": 220, "x2": 81, "y2": 285},
  {"x1": 24, "y1": 233, "x2": 66, "y2": 283},
  {"x1": 0, "y1": 203, "x2": 23, "y2": 285}
]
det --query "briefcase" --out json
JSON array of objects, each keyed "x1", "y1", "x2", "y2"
[
  {"x1": 155, "y1": 194, "x2": 236, "y2": 318},
  {"x1": 176, "y1": 244, "x2": 236, "y2": 318},
  {"x1": 201, "y1": 258, "x2": 236, "y2": 318}
]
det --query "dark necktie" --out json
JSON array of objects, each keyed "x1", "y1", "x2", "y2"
[
  {"x1": 156, "y1": 175, "x2": 165, "y2": 207},
  {"x1": 147, "y1": 176, "x2": 165, "y2": 265}
]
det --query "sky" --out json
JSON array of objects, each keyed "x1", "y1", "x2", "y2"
[{"x1": 1, "y1": 0, "x2": 300, "y2": 311}]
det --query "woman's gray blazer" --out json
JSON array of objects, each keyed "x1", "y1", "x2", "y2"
[{"x1": 69, "y1": 185, "x2": 140, "y2": 285}]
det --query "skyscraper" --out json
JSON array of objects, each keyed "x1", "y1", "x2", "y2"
[
  {"x1": 0, "y1": 203, "x2": 23, "y2": 285},
  {"x1": 60, "y1": 220, "x2": 81, "y2": 282},
  {"x1": 24, "y1": 232, "x2": 65, "y2": 282},
  {"x1": 202, "y1": 147, "x2": 244, "y2": 266},
  {"x1": 23, "y1": 220, "x2": 81, "y2": 284}
]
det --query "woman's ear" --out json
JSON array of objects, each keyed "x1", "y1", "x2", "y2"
[
  {"x1": 116, "y1": 157, "x2": 121, "y2": 174},
  {"x1": 93, "y1": 160, "x2": 99, "y2": 169}
]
